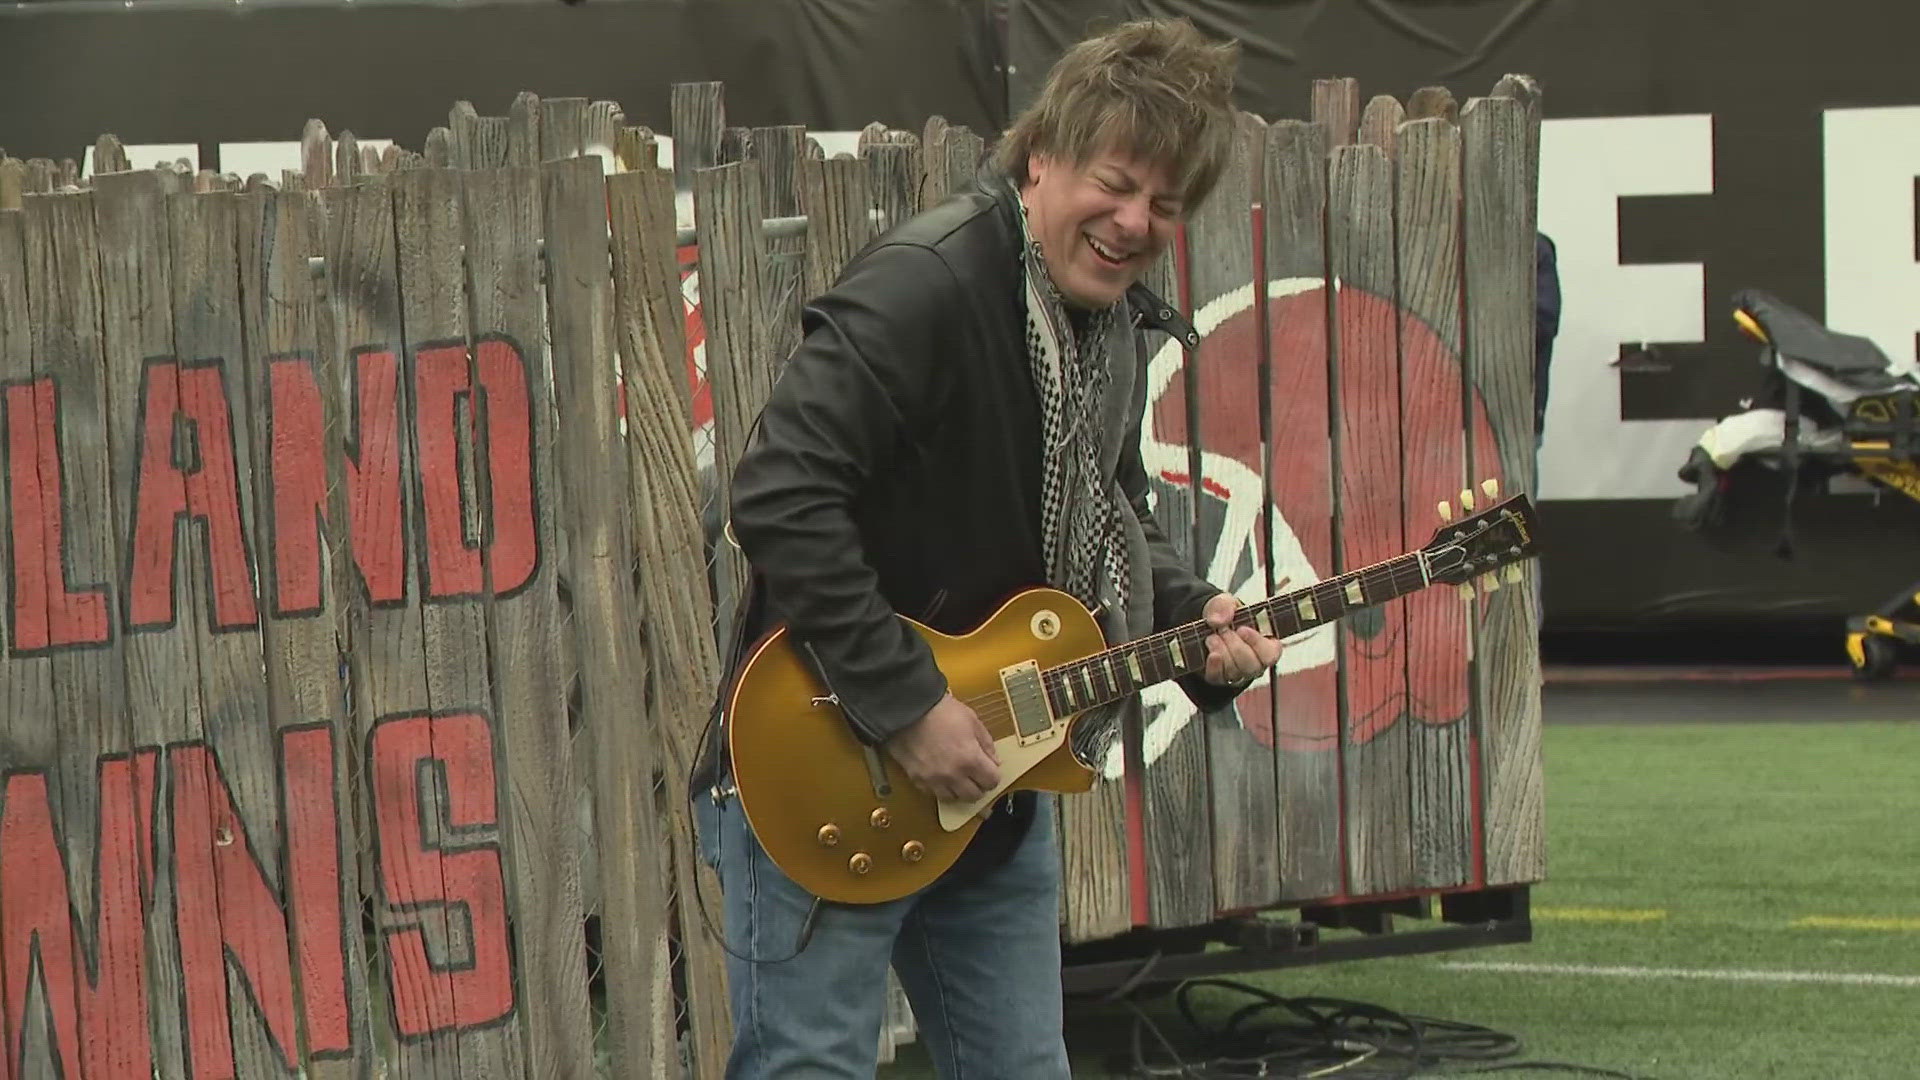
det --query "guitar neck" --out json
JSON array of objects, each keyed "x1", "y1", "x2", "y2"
[{"x1": 1042, "y1": 550, "x2": 1430, "y2": 717}]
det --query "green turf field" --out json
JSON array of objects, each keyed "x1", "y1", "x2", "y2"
[{"x1": 882, "y1": 705, "x2": 1920, "y2": 1078}]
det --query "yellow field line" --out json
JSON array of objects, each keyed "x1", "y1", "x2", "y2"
[
  {"x1": 1793, "y1": 915, "x2": 1920, "y2": 933},
  {"x1": 1534, "y1": 906, "x2": 1667, "y2": 923}
]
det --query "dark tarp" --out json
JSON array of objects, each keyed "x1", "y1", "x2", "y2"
[{"x1": 0, "y1": 0, "x2": 1006, "y2": 163}]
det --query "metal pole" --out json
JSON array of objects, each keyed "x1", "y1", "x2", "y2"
[{"x1": 674, "y1": 213, "x2": 812, "y2": 248}]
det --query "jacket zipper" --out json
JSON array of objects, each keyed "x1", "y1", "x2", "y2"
[{"x1": 802, "y1": 640, "x2": 880, "y2": 742}]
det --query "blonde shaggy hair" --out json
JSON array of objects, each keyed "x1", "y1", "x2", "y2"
[{"x1": 994, "y1": 17, "x2": 1241, "y2": 212}]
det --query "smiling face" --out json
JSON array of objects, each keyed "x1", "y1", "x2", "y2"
[{"x1": 1020, "y1": 148, "x2": 1184, "y2": 310}]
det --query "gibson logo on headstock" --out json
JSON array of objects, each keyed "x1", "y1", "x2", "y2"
[{"x1": 1504, "y1": 509, "x2": 1532, "y2": 546}]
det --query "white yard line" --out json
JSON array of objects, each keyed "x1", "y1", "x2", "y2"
[{"x1": 1437, "y1": 961, "x2": 1920, "y2": 989}]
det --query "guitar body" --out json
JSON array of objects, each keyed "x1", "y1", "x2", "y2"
[{"x1": 726, "y1": 587, "x2": 1107, "y2": 905}]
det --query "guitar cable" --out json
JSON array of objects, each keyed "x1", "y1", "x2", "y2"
[
  {"x1": 682, "y1": 686, "x2": 829, "y2": 967},
  {"x1": 1080, "y1": 975, "x2": 1659, "y2": 1079}
]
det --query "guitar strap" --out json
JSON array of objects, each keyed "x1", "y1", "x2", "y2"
[
  {"x1": 694, "y1": 398, "x2": 774, "y2": 797},
  {"x1": 699, "y1": 515, "x2": 769, "y2": 791}
]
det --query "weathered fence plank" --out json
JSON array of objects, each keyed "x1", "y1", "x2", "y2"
[
  {"x1": 424, "y1": 127, "x2": 454, "y2": 168},
  {"x1": 316, "y1": 174, "x2": 453, "y2": 1077},
  {"x1": 542, "y1": 155, "x2": 671, "y2": 1080},
  {"x1": 1393, "y1": 117, "x2": 1478, "y2": 890},
  {"x1": 24, "y1": 158, "x2": 56, "y2": 195},
  {"x1": 93, "y1": 169, "x2": 192, "y2": 1080},
  {"x1": 1058, "y1": 765, "x2": 1133, "y2": 941},
  {"x1": 748, "y1": 125, "x2": 807, "y2": 379},
  {"x1": 538, "y1": 97, "x2": 588, "y2": 161},
  {"x1": 1327, "y1": 143, "x2": 1416, "y2": 897},
  {"x1": 798, "y1": 155, "x2": 873, "y2": 300},
  {"x1": 607, "y1": 164, "x2": 733, "y2": 1080},
  {"x1": 1409, "y1": 86, "x2": 1460, "y2": 122},
  {"x1": 302, "y1": 118, "x2": 333, "y2": 187},
  {"x1": 1262, "y1": 119, "x2": 1344, "y2": 903},
  {"x1": 0, "y1": 207, "x2": 33, "y2": 1078},
  {"x1": 919, "y1": 115, "x2": 952, "y2": 208},
  {"x1": 450, "y1": 101, "x2": 512, "y2": 170},
  {"x1": 465, "y1": 162, "x2": 601, "y2": 1078},
  {"x1": 94, "y1": 134, "x2": 129, "y2": 174},
  {"x1": 505, "y1": 92, "x2": 542, "y2": 168},
  {"x1": 1313, "y1": 77, "x2": 1361, "y2": 148},
  {"x1": 616, "y1": 125, "x2": 659, "y2": 173},
  {"x1": 1199, "y1": 110, "x2": 1283, "y2": 915},
  {"x1": 21, "y1": 187, "x2": 144, "y2": 1080},
  {"x1": 235, "y1": 182, "x2": 375, "y2": 1077},
  {"x1": 588, "y1": 100, "x2": 625, "y2": 161},
  {"x1": 337, "y1": 130, "x2": 364, "y2": 182},
  {"x1": 1463, "y1": 92, "x2": 1546, "y2": 887},
  {"x1": 0, "y1": 159, "x2": 23, "y2": 209},
  {"x1": 945, "y1": 126, "x2": 986, "y2": 202},
  {"x1": 671, "y1": 82, "x2": 726, "y2": 194},
  {"x1": 1359, "y1": 94, "x2": 1405, "y2": 156},
  {"x1": 391, "y1": 165, "x2": 525, "y2": 1078},
  {"x1": 862, "y1": 137, "x2": 918, "y2": 239},
  {"x1": 693, "y1": 159, "x2": 771, "y2": 673},
  {"x1": 1132, "y1": 230, "x2": 1211, "y2": 930},
  {"x1": 168, "y1": 185, "x2": 298, "y2": 1080}
]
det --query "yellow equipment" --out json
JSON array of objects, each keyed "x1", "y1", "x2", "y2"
[{"x1": 1728, "y1": 295, "x2": 1920, "y2": 679}]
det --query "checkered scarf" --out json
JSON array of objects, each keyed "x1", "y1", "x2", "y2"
[{"x1": 1016, "y1": 196, "x2": 1132, "y2": 628}]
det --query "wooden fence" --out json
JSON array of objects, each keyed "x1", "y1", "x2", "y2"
[{"x1": 0, "y1": 74, "x2": 1543, "y2": 1078}]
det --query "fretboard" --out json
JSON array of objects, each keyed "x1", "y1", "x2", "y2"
[{"x1": 1043, "y1": 551, "x2": 1429, "y2": 717}]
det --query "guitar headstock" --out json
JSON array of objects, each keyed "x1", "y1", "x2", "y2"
[{"x1": 1422, "y1": 479, "x2": 1541, "y2": 596}]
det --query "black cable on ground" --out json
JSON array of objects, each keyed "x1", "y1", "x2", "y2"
[{"x1": 1082, "y1": 977, "x2": 1659, "y2": 1079}]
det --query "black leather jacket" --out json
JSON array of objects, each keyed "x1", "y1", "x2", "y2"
[{"x1": 707, "y1": 170, "x2": 1237, "y2": 782}]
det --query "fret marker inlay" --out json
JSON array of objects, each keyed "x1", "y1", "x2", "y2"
[{"x1": 1345, "y1": 579, "x2": 1364, "y2": 605}]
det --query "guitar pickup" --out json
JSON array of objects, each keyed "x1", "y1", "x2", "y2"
[{"x1": 998, "y1": 660, "x2": 1055, "y2": 745}]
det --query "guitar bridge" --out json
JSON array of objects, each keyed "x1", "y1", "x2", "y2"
[{"x1": 998, "y1": 660, "x2": 1056, "y2": 746}]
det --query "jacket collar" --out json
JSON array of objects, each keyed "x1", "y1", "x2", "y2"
[{"x1": 974, "y1": 167, "x2": 1201, "y2": 351}]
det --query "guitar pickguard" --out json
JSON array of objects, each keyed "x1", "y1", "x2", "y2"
[{"x1": 937, "y1": 728, "x2": 1063, "y2": 831}]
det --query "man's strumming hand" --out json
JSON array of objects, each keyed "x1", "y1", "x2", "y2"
[{"x1": 886, "y1": 692, "x2": 1002, "y2": 802}]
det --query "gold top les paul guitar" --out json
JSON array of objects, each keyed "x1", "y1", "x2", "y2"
[{"x1": 726, "y1": 482, "x2": 1540, "y2": 905}]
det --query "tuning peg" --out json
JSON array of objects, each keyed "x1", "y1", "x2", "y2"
[
  {"x1": 1459, "y1": 488, "x2": 1476, "y2": 511},
  {"x1": 1438, "y1": 499, "x2": 1453, "y2": 523},
  {"x1": 1480, "y1": 572, "x2": 1501, "y2": 593},
  {"x1": 1502, "y1": 565, "x2": 1524, "y2": 585},
  {"x1": 1457, "y1": 582, "x2": 1476, "y2": 601},
  {"x1": 1481, "y1": 478, "x2": 1500, "y2": 500}
]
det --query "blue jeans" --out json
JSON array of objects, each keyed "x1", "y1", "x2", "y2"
[{"x1": 695, "y1": 787, "x2": 1073, "y2": 1079}]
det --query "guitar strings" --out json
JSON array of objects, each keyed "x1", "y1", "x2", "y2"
[{"x1": 953, "y1": 560, "x2": 1437, "y2": 740}]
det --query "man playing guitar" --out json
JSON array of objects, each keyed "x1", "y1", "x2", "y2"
[{"x1": 695, "y1": 18, "x2": 1280, "y2": 1077}]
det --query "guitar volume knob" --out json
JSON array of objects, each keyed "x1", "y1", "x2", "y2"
[
  {"x1": 849, "y1": 852, "x2": 872, "y2": 875},
  {"x1": 817, "y1": 824, "x2": 840, "y2": 847},
  {"x1": 870, "y1": 808, "x2": 891, "y2": 829},
  {"x1": 901, "y1": 841, "x2": 924, "y2": 862}
]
